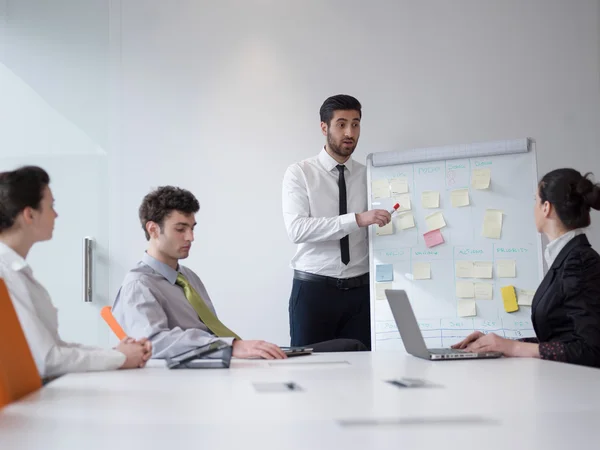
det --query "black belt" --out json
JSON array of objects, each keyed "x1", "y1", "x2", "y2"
[{"x1": 293, "y1": 270, "x2": 369, "y2": 290}]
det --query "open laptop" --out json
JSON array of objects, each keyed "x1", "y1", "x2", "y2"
[{"x1": 385, "y1": 290, "x2": 502, "y2": 360}]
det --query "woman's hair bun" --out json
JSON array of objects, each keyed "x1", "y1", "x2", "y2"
[{"x1": 576, "y1": 173, "x2": 600, "y2": 211}]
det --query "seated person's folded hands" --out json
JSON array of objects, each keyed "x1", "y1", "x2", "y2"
[{"x1": 117, "y1": 337, "x2": 153, "y2": 369}]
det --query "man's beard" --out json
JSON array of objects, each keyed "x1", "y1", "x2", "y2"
[{"x1": 327, "y1": 130, "x2": 357, "y2": 158}]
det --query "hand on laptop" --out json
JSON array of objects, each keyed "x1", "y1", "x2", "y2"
[
  {"x1": 451, "y1": 332, "x2": 484, "y2": 350},
  {"x1": 232, "y1": 340, "x2": 287, "y2": 360},
  {"x1": 453, "y1": 332, "x2": 529, "y2": 357}
]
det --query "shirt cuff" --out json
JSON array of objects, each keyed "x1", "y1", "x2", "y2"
[
  {"x1": 106, "y1": 349, "x2": 127, "y2": 370},
  {"x1": 220, "y1": 337, "x2": 236, "y2": 346},
  {"x1": 539, "y1": 341, "x2": 567, "y2": 362},
  {"x1": 340, "y1": 213, "x2": 359, "y2": 233}
]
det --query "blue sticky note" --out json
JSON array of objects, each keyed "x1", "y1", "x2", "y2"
[{"x1": 376, "y1": 264, "x2": 394, "y2": 282}]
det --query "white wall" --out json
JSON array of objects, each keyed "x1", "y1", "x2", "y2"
[
  {"x1": 109, "y1": 0, "x2": 600, "y2": 346},
  {"x1": 0, "y1": 0, "x2": 109, "y2": 148},
  {"x1": 2, "y1": 1, "x2": 600, "y2": 347}
]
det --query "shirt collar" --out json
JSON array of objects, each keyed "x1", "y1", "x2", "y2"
[
  {"x1": 544, "y1": 228, "x2": 585, "y2": 268},
  {"x1": 0, "y1": 241, "x2": 30, "y2": 272},
  {"x1": 141, "y1": 252, "x2": 179, "y2": 285},
  {"x1": 318, "y1": 147, "x2": 354, "y2": 174}
]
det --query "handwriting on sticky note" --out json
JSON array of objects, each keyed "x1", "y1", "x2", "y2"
[
  {"x1": 472, "y1": 168, "x2": 491, "y2": 190},
  {"x1": 497, "y1": 260, "x2": 516, "y2": 278},
  {"x1": 390, "y1": 178, "x2": 409, "y2": 195},
  {"x1": 455, "y1": 261, "x2": 474, "y2": 278},
  {"x1": 413, "y1": 262, "x2": 431, "y2": 280},
  {"x1": 425, "y1": 211, "x2": 446, "y2": 231},
  {"x1": 375, "y1": 282, "x2": 393, "y2": 300},
  {"x1": 501, "y1": 286, "x2": 519, "y2": 313},
  {"x1": 450, "y1": 189, "x2": 470, "y2": 207},
  {"x1": 376, "y1": 220, "x2": 394, "y2": 236},
  {"x1": 516, "y1": 288, "x2": 535, "y2": 306},
  {"x1": 376, "y1": 264, "x2": 394, "y2": 282},
  {"x1": 423, "y1": 229, "x2": 444, "y2": 248},
  {"x1": 482, "y1": 209, "x2": 503, "y2": 239},
  {"x1": 457, "y1": 299, "x2": 477, "y2": 317},
  {"x1": 397, "y1": 212, "x2": 415, "y2": 230},
  {"x1": 473, "y1": 261, "x2": 493, "y2": 279},
  {"x1": 372, "y1": 179, "x2": 390, "y2": 199},
  {"x1": 474, "y1": 283, "x2": 493, "y2": 300},
  {"x1": 421, "y1": 191, "x2": 440, "y2": 209},
  {"x1": 456, "y1": 281, "x2": 475, "y2": 298},
  {"x1": 394, "y1": 194, "x2": 412, "y2": 212}
]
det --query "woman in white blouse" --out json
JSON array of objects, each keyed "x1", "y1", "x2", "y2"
[{"x1": 0, "y1": 166, "x2": 152, "y2": 379}]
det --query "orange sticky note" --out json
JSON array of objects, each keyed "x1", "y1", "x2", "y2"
[{"x1": 501, "y1": 286, "x2": 519, "y2": 313}]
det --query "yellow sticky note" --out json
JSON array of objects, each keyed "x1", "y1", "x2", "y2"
[
  {"x1": 501, "y1": 286, "x2": 519, "y2": 313},
  {"x1": 376, "y1": 220, "x2": 394, "y2": 236},
  {"x1": 472, "y1": 168, "x2": 491, "y2": 189},
  {"x1": 425, "y1": 211, "x2": 446, "y2": 231},
  {"x1": 455, "y1": 261, "x2": 474, "y2": 278},
  {"x1": 456, "y1": 281, "x2": 475, "y2": 298},
  {"x1": 517, "y1": 288, "x2": 536, "y2": 306},
  {"x1": 372, "y1": 179, "x2": 390, "y2": 199},
  {"x1": 497, "y1": 260, "x2": 516, "y2": 278},
  {"x1": 473, "y1": 261, "x2": 493, "y2": 279},
  {"x1": 451, "y1": 189, "x2": 470, "y2": 207},
  {"x1": 474, "y1": 283, "x2": 493, "y2": 300},
  {"x1": 397, "y1": 212, "x2": 415, "y2": 230},
  {"x1": 483, "y1": 209, "x2": 503, "y2": 239},
  {"x1": 421, "y1": 191, "x2": 440, "y2": 209},
  {"x1": 394, "y1": 194, "x2": 412, "y2": 212},
  {"x1": 413, "y1": 262, "x2": 431, "y2": 280},
  {"x1": 375, "y1": 282, "x2": 393, "y2": 300},
  {"x1": 457, "y1": 299, "x2": 477, "y2": 317},
  {"x1": 390, "y1": 178, "x2": 409, "y2": 195}
]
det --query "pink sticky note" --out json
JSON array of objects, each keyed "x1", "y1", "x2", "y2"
[{"x1": 423, "y1": 229, "x2": 444, "y2": 248}]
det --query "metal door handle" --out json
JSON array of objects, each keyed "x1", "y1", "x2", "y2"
[{"x1": 83, "y1": 237, "x2": 93, "y2": 302}]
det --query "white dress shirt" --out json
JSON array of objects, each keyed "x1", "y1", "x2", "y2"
[
  {"x1": 544, "y1": 228, "x2": 586, "y2": 267},
  {"x1": 282, "y1": 148, "x2": 368, "y2": 278},
  {"x1": 0, "y1": 242, "x2": 125, "y2": 379}
]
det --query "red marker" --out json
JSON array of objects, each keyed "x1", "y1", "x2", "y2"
[{"x1": 389, "y1": 203, "x2": 400, "y2": 214}]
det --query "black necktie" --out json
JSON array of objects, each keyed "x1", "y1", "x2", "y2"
[{"x1": 336, "y1": 165, "x2": 350, "y2": 265}]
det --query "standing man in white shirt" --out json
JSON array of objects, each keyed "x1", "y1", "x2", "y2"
[
  {"x1": 282, "y1": 94, "x2": 391, "y2": 350},
  {"x1": 0, "y1": 166, "x2": 151, "y2": 379}
]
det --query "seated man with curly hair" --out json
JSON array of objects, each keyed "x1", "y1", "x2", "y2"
[{"x1": 112, "y1": 186, "x2": 366, "y2": 360}]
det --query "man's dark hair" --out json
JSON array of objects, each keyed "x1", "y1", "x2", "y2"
[
  {"x1": 319, "y1": 94, "x2": 362, "y2": 126},
  {"x1": 0, "y1": 166, "x2": 50, "y2": 233},
  {"x1": 139, "y1": 186, "x2": 200, "y2": 240},
  {"x1": 539, "y1": 168, "x2": 600, "y2": 230}
]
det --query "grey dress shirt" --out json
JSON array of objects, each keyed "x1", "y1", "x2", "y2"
[{"x1": 112, "y1": 253, "x2": 235, "y2": 359}]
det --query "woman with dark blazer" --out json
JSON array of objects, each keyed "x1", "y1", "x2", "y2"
[{"x1": 453, "y1": 168, "x2": 600, "y2": 368}]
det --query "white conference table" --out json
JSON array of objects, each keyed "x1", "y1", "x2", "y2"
[{"x1": 1, "y1": 351, "x2": 599, "y2": 450}]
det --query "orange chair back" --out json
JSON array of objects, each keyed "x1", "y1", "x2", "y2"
[
  {"x1": 0, "y1": 278, "x2": 42, "y2": 408},
  {"x1": 100, "y1": 306, "x2": 127, "y2": 341}
]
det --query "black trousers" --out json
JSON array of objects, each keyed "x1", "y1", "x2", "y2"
[{"x1": 289, "y1": 278, "x2": 371, "y2": 350}]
